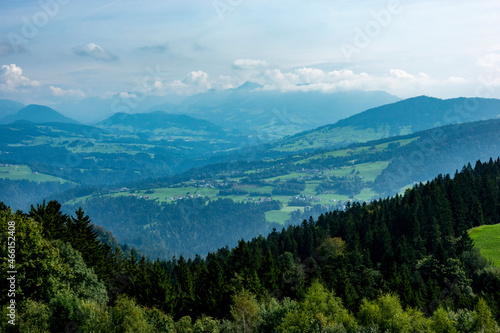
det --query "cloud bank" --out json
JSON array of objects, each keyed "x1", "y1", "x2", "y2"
[{"x1": 0, "y1": 64, "x2": 40, "y2": 92}]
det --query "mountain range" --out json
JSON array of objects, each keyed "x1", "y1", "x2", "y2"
[
  {"x1": 271, "y1": 96, "x2": 500, "y2": 152},
  {"x1": 1, "y1": 93, "x2": 500, "y2": 258},
  {"x1": 147, "y1": 84, "x2": 400, "y2": 140}
]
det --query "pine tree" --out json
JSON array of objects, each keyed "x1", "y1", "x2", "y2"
[
  {"x1": 174, "y1": 256, "x2": 195, "y2": 318},
  {"x1": 29, "y1": 200, "x2": 69, "y2": 241}
]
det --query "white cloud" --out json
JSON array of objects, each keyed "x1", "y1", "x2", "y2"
[
  {"x1": 389, "y1": 69, "x2": 416, "y2": 79},
  {"x1": 164, "y1": 70, "x2": 212, "y2": 95},
  {"x1": 182, "y1": 70, "x2": 210, "y2": 86},
  {"x1": 73, "y1": 43, "x2": 118, "y2": 61},
  {"x1": 243, "y1": 67, "x2": 468, "y2": 98},
  {"x1": 232, "y1": 59, "x2": 269, "y2": 70},
  {"x1": 111, "y1": 66, "x2": 471, "y2": 100},
  {"x1": 50, "y1": 86, "x2": 85, "y2": 98},
  {"x1": 0, "y1": 64, "x2": 41, "y2": 92},
  {"x1": 477, "y1": 53, "x2": 500, "y2": 69},
  {"x1": 114, "y1": 70, "x2": 213, "y2": 97}
]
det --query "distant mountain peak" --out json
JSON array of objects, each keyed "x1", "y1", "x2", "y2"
[
  {"x1": 0, "y1": 104, "x2": 78, "y2": 124},
  {"x1": 234, "y1": 81, "x2": 263, "y2": 91}
]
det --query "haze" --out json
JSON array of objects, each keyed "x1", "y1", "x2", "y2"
[{"x1": 1, "y1": 0, "x2": 500, "y2": 110}]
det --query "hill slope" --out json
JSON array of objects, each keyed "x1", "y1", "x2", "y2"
[
  {"x1": 60, "y1": 118, "x2": 500, "y2": 259},
  {"x1": 470, "y1": 224, "x2": 500, "y2": 267},
  {"x1": 273, "y1": 96, "x2": 500, "y2": 152},
  {"x1": 0, "y1": 99, "x2": 24, "y2": 118},
  {"x1": 0, "y1": 104, "x2": 78, "y2": 124},
  {"x1": 97, "y1": 110, "x2": 236, "y2": 139},
  {"x1": 3, "y1": 158, "x2": 500, "y2": 331}
]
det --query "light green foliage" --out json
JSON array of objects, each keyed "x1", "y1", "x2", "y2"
[
  {"x1": 76, "y1": 299, "x2": 111, "y2": 332},
  {"x1": 277, "y1": 280, "x2": 356, "y2": 332},
  {"x1": 193, "y1": 315, "x2": 221, "y2": 332},
  {"x1": 274, "y1": 125, "x2": 387, "y2": 152},
  {"x1": 447, "y1": 308, "x2": 476, "y2": 333},
  {"x1": 55, "y1": 240, "x2": 108, "y2": 304},
  {"x1": 175, "y1": 316, "x2": 194, "y2": 333},
  {"x1": 145, "y1": 307, "x2": 175, "y2": 332},
  {"x1": 357, "y1": 294, "x2": 416, "y2": 332},
  {"x1": 0, "y1": 212, "x2": 67, "y2": 303},
  {"x1": 317, "y1": 237, "x2": 347, "y2": 260},
  {"x1": 473, "y1": 298, "x2": 499, "y2": 333},
  {"x1": 110, "y1": 295, "x2": 155, "y2": 333},
  {"x1": 17, "y1": 300, "x2": 51, "y2": 333},
  {"x1": 256, "y1": 297, "x2": 297, "y2": 332},
  {"x1": 230, "y1": 289, "x2": 260, "y2": 333},
  {"x1": 429, "y1": 307, "x2": 457, "y2": 333}
]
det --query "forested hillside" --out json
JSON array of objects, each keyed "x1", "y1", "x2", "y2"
[
  {"x1": 272, "y1": 96, "x2": 500, "y2": 152},
  {"x1": 60, "y1": 119, "x2": 500, "y2": 259},
  {"x1": 2, "y1": 158, "x2": 500, "y2": 332},
  {"x1": 66, "y1": 196, "x2": 282, "y2": 258},
  {"x1": 0, "y1": 116, "x2": 248, "y2": 186}
]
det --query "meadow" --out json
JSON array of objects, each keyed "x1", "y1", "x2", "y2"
[{"x1": 469, "y1": 223, "x2": 500, "y2": 266}]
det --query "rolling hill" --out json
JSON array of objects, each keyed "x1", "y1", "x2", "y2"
[
  {"x1": 60, "y1": 118, "x2": 500, "y2": 258},
  {"x1": 0, "y1": 104, "x2": 78, "y2": 124},
  {"x1": 96, "y1": 110, "x2": 239, "y2": 139},
  {"x1": 272, "y1": 96, "x2": 500, "y2": 152},
  {"x1": 0, "y1": 115, "x2": 248, "y2": 188}
]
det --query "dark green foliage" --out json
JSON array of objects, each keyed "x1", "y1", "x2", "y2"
[
  {"x1": 67, "y1": 196, "x2": 281, "y2": 258},
  {"x1": 272, "y1": 179, "x2": 306, "y2": 195},
  {"x1": 316, "y1": 175, "x2": 367, "y2": 197},
  {"x1": 28, "y1": 201, "x2": 117, "y2": 282},
  {"x1": 3, "y1": 158, "x2": 500, "y2": 330}
]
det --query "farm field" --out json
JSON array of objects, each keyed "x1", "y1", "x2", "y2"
[{"x1": 0, "y1": 164, "x2": 68, "y2": 183}]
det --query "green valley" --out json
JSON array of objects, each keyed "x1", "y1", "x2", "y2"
[{"x1": 59, "y1": 118, "x2": 500, "y2": 258}]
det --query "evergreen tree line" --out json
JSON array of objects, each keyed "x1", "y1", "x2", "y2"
[{"x1": 2, "y1": 158, "x2": 500, "y2": 332}]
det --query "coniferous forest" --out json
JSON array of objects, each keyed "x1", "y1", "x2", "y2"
[{"x1": 1, "y1": 158, "x2": 500, "y2": 332}]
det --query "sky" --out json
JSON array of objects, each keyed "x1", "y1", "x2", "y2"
[{"x1": 1, "y1": 0, "x2": 500, "y2": 107}]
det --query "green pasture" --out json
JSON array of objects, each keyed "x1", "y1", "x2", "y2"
[
  {"x1": 0, "y1": 164, "x2": 67, "y2": 183},
  {"x1": 469, "y1": 224, "x2": 500, "y2": 266}
]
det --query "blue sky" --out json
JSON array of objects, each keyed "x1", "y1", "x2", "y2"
[{"x1": 1, "y1": 0, "x2": 500, "y2": 106}]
